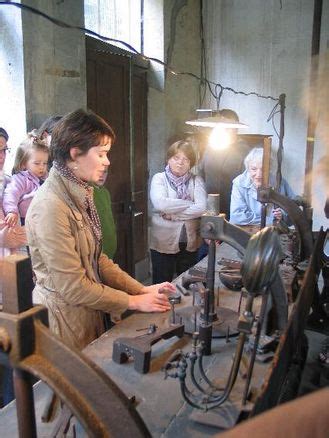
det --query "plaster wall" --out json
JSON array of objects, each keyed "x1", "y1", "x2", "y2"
[
  {"x1": 147, "y1": 0, "x2": 201, "y2": 181},
  {"x1": 0, "y1": 4, "x2": 26, "y2": 173},
  {"x1": 0, "y1": 0, "x2": 86, "y2": 173},
  {"x1": 22, "y1": 0, "x2": 86, "y2": 130},
  {"x1": 144, "y1": 0, "x2": 166, "y2": 176},
  {"x1": 1, "y1": 0, "x2": 201, "y2": 193},
  {"x1": 313, "y1": 2, "x2": 329, "y2": 229},
  {"x1": 203, "y1": 0, "x2": 329, "y2": 229},
  {"x1": 164, "y1": 0, "x2": 201, "y2": 137}
]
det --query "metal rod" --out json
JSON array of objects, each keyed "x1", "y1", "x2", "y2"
[
  {"x1": 206, "y1": 240, "x2": 216, "y2": 315},
  {"x1": 260, "y1": 204, "x2": 267, "y2": 229},
  {"x1": 171, "y1": 302, "x2": 176, "y2": 325},
  {"x1": 203, "y1": 288, "x2": 210, "y2": 325},
  {"x1": 276, "y1": 93, "x2": 286, "y2": 192},
  {"x1": 199, "y1": 287, "x2": 213, "y2": 355},
  {"x1": 260, "y1": 132, "x2": 272, "y2": 229},
  {"x1": 242, "y1": 293, "x2": 269, "y2": 405},
  {"x1": 207, "y1": 193, "x2": 220, "y2": 215}
]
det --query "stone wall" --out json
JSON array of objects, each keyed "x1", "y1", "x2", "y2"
[{"x1": 203, "y1": 0, "x2": 329, "y2": 229}]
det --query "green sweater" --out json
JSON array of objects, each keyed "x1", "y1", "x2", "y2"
[{"x1": 93, "y1": 186, "x2": 117, "y2": 259}]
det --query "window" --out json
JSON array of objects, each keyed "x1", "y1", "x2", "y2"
[{"x1": 84, "y1": 0, "x2": 142, "y2": 53}]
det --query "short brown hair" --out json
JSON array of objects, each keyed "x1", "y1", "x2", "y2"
[
  {"x1": 37, "y1": 115, "x2": 63, "y2": 138},
  {"x1": 166, "y1": 140, "x2": 196, "y2": 168},
  {"x1": 13, "y1": 131, "x2": 49, "y2": 174},
  {"x1": 0, "y1": 127, "x2": 9, "y2": 142},
  {"x1": 218, "y1": 108, "x2": 239, "y2": 122},
  {"x1": 50, "y1": 109, "x2": 116, "y2": 164}
]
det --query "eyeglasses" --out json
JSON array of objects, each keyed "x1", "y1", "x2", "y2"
[
  {"x1": 0, "y1": 147, "x2": 10, "y2": 155},
  {"x1": 172, "y1": 155, "x2": 190, "y2": 164}
]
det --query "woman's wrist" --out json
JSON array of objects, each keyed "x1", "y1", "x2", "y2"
[
  {"x1": 128, "y1": 295, "x2": 138, "y2": 310},
  {"x1": 140, "y1": 286, "x2": 149, "y2": 294}
]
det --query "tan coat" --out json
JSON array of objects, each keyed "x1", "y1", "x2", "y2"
[{"x1": 26, "y1": 168, "x2": 143, "y2": 349}]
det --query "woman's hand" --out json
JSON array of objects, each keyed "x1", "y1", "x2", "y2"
[
  {"x1": 204, "y1": 239, "x2": 221, "y2": 246},
  {"x1": 128, "y1": 293, "x2": 171, "y2": 313},
  {"x1": 161, "y1": 213, "x2": 174, "y2": 221},
  {"x1": 5, "y1": 212, "x2": 19, "y2": 227},
  {"x1": 141, "y1": 282, "x2": 176, "y2": 295},
  {"x1": 0, "y1": 225, "x2": 27, "y2": 248},
  {"x1": 129, "y1": 282, "x2": 175, "y2": 312},
  {"x1": 272, "y1": 208, "x2": 283, "y2": 221}
]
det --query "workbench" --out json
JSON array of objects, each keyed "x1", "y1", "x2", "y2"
[{"x1": 0, "y1": 243, "x2": 279, "y2": 437}]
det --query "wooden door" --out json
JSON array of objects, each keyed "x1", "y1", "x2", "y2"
[
  {"x1": 86, "y1": 37, "x2": 148, "y2": 275},
  {"x1": 132, "y1": 66, "x2": 148, "y2": 265}
]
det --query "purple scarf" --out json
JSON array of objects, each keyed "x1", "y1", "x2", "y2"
[
  {"x1": 165, "y1": 164, "x2": 192, "y2": 200},
  {"x1": 53, "y1": 161, "x2": 102, "y2": 242}
]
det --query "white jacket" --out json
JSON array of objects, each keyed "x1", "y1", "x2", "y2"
[{"x1": 149, "y1": 172, "x2": 207, "y2": 254}]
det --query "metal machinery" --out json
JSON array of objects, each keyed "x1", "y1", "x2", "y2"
[
  {"x1": 0, "y1": 190, "x2": 326, "y2": 436},
  {"x1": 175, "y1": 214, "x2": 288, "y2": 339},
  {"x1": 163, "y1": 225, "x2": 283, "y2": 412},
  {"x1": 252, "y1": 227, "x2": 327, "y2": 415},
  {"x1": 175, "y1": 187, "x2": 314, "y2": 340},
  {"x1": 0, "y1": 256, "x2": 150, "y2": 438},
  {"x1": 257, "y1": 187, "x2": 313, "y2": 259},
  {"x1": 161, "y1": 191, "x2": 327, "y2": 422}
]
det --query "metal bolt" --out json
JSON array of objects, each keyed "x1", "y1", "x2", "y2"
[{"x1": 203, "y1": 222, "x2": 214, "y2": 233}]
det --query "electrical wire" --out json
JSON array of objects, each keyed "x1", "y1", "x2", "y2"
[
  {"x1": 267, "y1": 104, "x2": 281, "y2": 140},
  {"x1": 2, "y1": 0, "x2": 285, "y2": 159},
  {"x1": 0, "y1": 1, "x2": 280, "y2": 104}
]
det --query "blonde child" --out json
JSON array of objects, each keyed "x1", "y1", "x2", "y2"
[{"x1": 3, "y1": 132, "x2": 49, "y2": 226}]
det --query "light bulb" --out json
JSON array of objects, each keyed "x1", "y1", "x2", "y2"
[{"x1": 209, "y1": 126, "x2": 232, "y2": 150}]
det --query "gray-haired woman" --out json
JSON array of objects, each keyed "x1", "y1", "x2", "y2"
[{"x1": 230, "y1": 147, "x2": 295, "y2": 225}]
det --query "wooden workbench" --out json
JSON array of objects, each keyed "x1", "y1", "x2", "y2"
[
  {"x1": 0, "y1": 243, "x2": 275, "y2": 437},
  {"x1": 83, "y1": 243, "x2": 267, "y2": 436}
]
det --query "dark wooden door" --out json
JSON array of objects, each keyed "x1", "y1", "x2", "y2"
[
  {"x1": 132, "y1": 66, "x2": 148, "y2": 265},
  {"x1": 86, "y1": 37, "x2": 148, "y2": 275}
]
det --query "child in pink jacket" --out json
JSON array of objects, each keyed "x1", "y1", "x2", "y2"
[{"x1": 3, "y1": 132, "x2": 49, "y2": 226}]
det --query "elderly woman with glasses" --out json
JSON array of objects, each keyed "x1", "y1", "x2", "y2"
[
  {"x1": 230, "y1": 147, "x2": 295, "y2": 226},
  {"x1": 149, "y1": 140, "x2": 207, "y2": 283}
]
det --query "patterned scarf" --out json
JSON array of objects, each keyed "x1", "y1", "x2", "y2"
[
  {"x1": 165, "y1": 164, "x2": 192, "y2": 200},
  {"x1": 53, "y1": 161, "x2": 102, "y2": 242}
]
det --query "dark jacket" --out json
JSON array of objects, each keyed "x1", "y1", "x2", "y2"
[{"x1": 93, "y1": 185, "x2": 117, "y2": 259}]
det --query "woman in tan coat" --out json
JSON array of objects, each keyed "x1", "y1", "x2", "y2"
[{"x1": 26, "y1": 109, "x2": 172, "y2": 350}]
